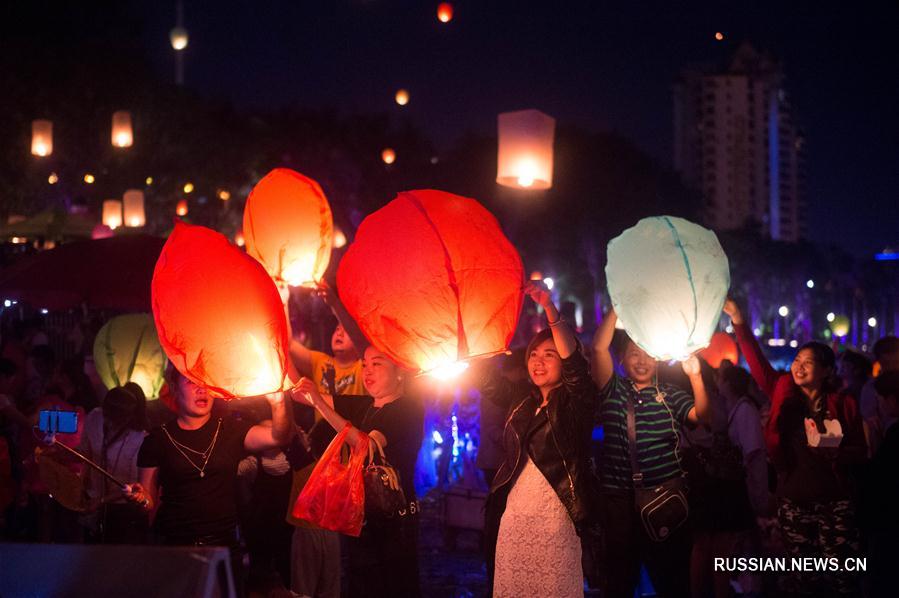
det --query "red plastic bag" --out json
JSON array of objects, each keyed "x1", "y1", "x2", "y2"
[{"x1": 292, "y1": 423, "x2": 367, "y2": 536}]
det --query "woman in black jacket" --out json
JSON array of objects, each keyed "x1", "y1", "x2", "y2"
[{"x1": 483, "y1": 281, "x2": 599, "y2": 598}]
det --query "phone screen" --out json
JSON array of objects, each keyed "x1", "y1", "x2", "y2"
[{"x1": 38, "y1": 410, "x2": 79, "y2": 434}]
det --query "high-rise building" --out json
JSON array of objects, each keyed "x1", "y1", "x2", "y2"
[{"x1": 673, "y1": 42, "x2": 806, "y2": 241}]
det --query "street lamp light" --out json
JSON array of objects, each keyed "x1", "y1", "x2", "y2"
[{"x1": 778, "y1": 305, "x2": 789, "y2": 317}]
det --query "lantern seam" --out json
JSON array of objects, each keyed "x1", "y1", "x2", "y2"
[
  {"x1": 401, "y1": 192, "x2": 470, "y2": 362},
  {"x1": 660, "y1": 216, "x2": 699, "y2": 345}
]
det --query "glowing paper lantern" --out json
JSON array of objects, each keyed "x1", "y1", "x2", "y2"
[
  {"x1": 93, "y1": 314, "x2": 167, "y2": 399},
  {"x1": 111, "y1": 110, "x2": 133, "y2": 148},
  {"x1": 699, "y1": 332, "x2": 739, "y2": 368},
  {"x1": 497, "y1": 109, "x2": 555, "y2": 190},
  {"x1": 123, "y1": 190, "x2": 145, "y2": 227},
  {"x1": 830, "y1": 314, "x2": 850, "y2": 337},
  {"x1": 337, "y1": 189, "x2": 524, "y2": 373},
  {"x1": 333, "y1": 228, "x2": 347, "y2": 249},
  {"x1": 243, "y1": 168, "x2": 333, "y2": 288},
  {"x1": 102, "y1": 200, "x2": 123, "y2": 230},
  {"x1": 170, "y1": 27, "x2": 188, "y2": 50},
  {"x1": 606, "y1": 216, "x2": 730, "y2": 361},
  {"x1": 31, "y1": 120, "x2": 53, "y2": 157},
  {"x1": 437, "y1": 2, "x2": 454, "y2": 23},
  {"x1": 395, "y1": 89, "x2": 410, "y2": 106},
  {"x1": 176, "y1": 200, "x2": 188, "y2": 216},
  {"x1": 381, "y1": 148, "x2": 396, "y2": 165},
  {"x1": 151, "y1": 221, "x2": 290, "y2": 398}
]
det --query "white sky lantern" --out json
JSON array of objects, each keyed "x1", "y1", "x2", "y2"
[
  {"x1": 31, "y1": 120, "x2": 53, "y2": 157},
  {"x1": 606, "y1": 216, "x2": 730, "y2": 361},
  {"x1": 102, "y1": 200, "x2": 123, "y2": 230},
  {"x1": 111, "y1": 110, "x2": 133, "y2": 148},
  {"x1": 170, "y1": 27, "x2": 189, "y2": 50},
  {"x1": 497, "y1": 109, "x2": 555, "y2": 190},
  {"x1": 123, "y1": 189, "x2": 146, "y2": 227}
]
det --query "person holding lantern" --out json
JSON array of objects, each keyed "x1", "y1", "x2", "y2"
[
  {"x1": 125, "y1": 364, "x2": 294, "y2": 591},
  {"x1": 286, "y1": 281, "x2": 369, "y2": 598},
  {"x1": 295, "y1": 344, "x2": 424, "y2": 598},
  {"x1": 479, "y1": 281, "x2": 598, "y2": 598},
  {"x1": 591, "y1": 306, "x2": 710, "y2": 597},
  {"x1": 723, "y1": 298, "x2": 866, "y2": 596}
]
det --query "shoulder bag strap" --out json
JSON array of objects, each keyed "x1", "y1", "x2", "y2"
[{"x1": 626, "y1": 392, "x2": 643, "y2": 488}]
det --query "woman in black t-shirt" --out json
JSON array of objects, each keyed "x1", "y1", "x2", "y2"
[
  {"x1": 296, "y1": 346, "x2": 424, "y2": 598},
  {"x1": 126, "y1": 366, "x2": 293, "y2": 550}
]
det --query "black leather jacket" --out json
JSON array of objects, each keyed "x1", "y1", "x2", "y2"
[{"x1": 483, "y1": 349, "x2": 600, "y2": 533}]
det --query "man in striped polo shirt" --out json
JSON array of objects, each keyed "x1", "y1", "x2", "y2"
[{"x1": 592, "y1": 307, "x2": 710, "y2": 597}]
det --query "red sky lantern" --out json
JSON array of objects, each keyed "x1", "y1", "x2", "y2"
[
  {"x1": 337, "y1": 189, "x2": 523, "y2": 374},
  {"x1": 152, "y1": 221, "x2": 290, "y2": 398},
  {"x1": 175, "y1": 199, "x2": 188, "y2": 216},
  {"x1": 437, "y1": 2, "x2": 453, "y2": 23},
  {"x1": 699, "y1": 331, "x2": 739, "y2": 368},
  {"x1": 243, "y1": 168, "x2": 333, "y2": 288}
]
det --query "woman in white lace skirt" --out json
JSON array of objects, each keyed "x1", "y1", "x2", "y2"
[{"x1": 481, "y1": 281, "x2": 600, "y2": 597}]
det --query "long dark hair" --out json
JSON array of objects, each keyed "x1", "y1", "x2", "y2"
[{"x1": 777, "y1": 341, "x2": 840, "y2": 471}]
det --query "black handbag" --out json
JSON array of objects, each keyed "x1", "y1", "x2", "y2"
[
  {"x1": 626, "y1": 392, "x2": 689, "y2": 542},
  {"x1": 363, "y1": 436, "x2": 407, "y2": 519}
]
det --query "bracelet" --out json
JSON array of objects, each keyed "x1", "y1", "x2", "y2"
[{"x1": 547, "y1": 317, "x2": 564, "y2": 328}]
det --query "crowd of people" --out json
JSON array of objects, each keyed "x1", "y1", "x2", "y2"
[{"x1": 1, "y1": 282, "x2": 897, "y2": 598}]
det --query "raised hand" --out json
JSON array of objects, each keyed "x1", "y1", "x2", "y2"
[
  {"x1": 723, "y1": 298, "x2": 743, "y2": 325},
  {"x1": 523, "y1": 280, "x2": 552, "y2": 309},
  {"x1": 681, "y1": 354, "x2": 702, "y2": 377}
]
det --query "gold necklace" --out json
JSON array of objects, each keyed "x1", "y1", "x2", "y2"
[{"x1": 162, "y1": 418, "x2": 222, "y2": 478}]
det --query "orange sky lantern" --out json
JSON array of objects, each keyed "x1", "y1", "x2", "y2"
[
  {"x1": 111, "y1": 110, "x2": 133, "y2": 148},
  {"x1": 176, "y1": 199, "x2": 188, "y2": 216},
  {"x1": 381, "y1": 148, "x2": 396, "y2": 164},
  {"x1": 31, "y1": 119, "x2": 53, "y2": 157},
  {"x1": 699, "y1": 331, "x2": 739, "y2": 368},
  {"x1": 102, "y1": 200, "x2": 122, "y2": 230},
  {"x1": 123, "y1": 189, "x2": 145, "y2": 227},
  {"x1": 497, "y1": 109, "x2": 555, "y2": 190},
  {"x1": 243, "y1": 168, "x2": 333, "y2": 288},
  {"x1": 152, "y1": 221, "x2": 290, "y2": 398},
  {"x1": 437, "y1": 3, "x2": 453, "y2": 23},
  {"x1": 337, "y1": 189, "x2": 523, "y2": 373}
]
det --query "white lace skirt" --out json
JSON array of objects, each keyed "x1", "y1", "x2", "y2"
[{"x1": 494, "y1": 457, "x2": 583, "y2": 598}]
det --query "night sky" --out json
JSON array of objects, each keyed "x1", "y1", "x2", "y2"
[{"x1": 126, "y1": 0, "x2": 898, "y2": 256}]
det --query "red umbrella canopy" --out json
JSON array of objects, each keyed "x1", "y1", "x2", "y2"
[
  {"x1": 0, "y1": 235, "x2": 164, "y2": 311},
  {"x1": 151, "y1": 221, "x2": 290, "y2": 399},
  {"x1": 337, "y1": 189, "x2": 524, "y2": 373}
]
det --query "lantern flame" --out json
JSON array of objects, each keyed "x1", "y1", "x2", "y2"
[
  {"x1": 245, "y1": 333, "x2": 284, "y2": 396},
  {"x1": 429, "y1": 360, "x2": 470, "y2": 381}
]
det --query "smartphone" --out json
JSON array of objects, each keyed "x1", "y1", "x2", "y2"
[{"x1": 38, "y1": 410, "x2": 78, "y2": 434}]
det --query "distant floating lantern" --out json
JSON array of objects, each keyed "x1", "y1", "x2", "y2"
[
  {"x1": 529, "y1": 270, "x2": 543, "y2": 281},
  {"x1": 395, "y1": 89, "x2": 410, "y2": 106},
  {"x1": 830, "y1": 314, "x2": 850, "y2": 337},
  {"x1": 381, "y1": 148, "x2": 396, "y2": 165},
  {"x1": 235, "y1": 231, "x2": 245, "y2": 247},
  {"x1": 437, "y1": 2, "x2": 453, "y2": 23},
  {"x1": 606, "y1": 216, "x2": 731, "y2": 361},
  {"x1": 243, "y1": 169, "x2": 333, "y2": 288},
  {"x1": 699, "y1": 332, "x2": 739, "y2": 368},
  {"x1": 715, "y1": 32, "x2": 725, "y2": 41},
  {"x1": 497, "y1": 109, "x2": 555, "y2": 190},
  {"x1": 176, "y1": 199, "x2": 188, "y2": 216},
  {"x1": 170, "y1": 27, "x2": 189, "y2": 50},
  {"x1": 48, "y1": 173, "x2": 59, "y2": 185},
  {"x1": 333, "y1": 228, "x2": 347, "y2": 249},
  {"x1": 123, "y1": 189, "x2": 146, "y2": 227},
  {"x1": 31, "y1": 120, "x2": 53, "y2": 157},
  {"x1": 151, "y1": 222, "x2": 290, "y2": 398},
  {"x1": 217, "y1": 189, "x2": 231, "y2": 201},
  {"x1": 145, "y1": 176, "x2": 153, "y2": 186},
  {"x1": 337, "y1": 189, "x2": 524, "y2": 373},
  {"x1": 93, "y1": 314, "x2": 167, "y2": 399},
  {"x1": 111, "y1": 110, "x2": 133, "y2": 148},
  {"x1": 183, "y1": 182, "x2": 194, "y2": 194},
  {"x1": 102, "y1": 200, "x2": 123, "y2": 230},
  {"x1": 84, "y1": 173, "x2": 96, "y2": 184}
]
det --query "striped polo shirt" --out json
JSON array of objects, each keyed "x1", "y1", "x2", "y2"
[{"x1": 598, "y1": 372, "x2": 694, "y2": 490}]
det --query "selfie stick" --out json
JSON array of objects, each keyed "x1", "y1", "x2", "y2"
[{"x1": 43, "y1": 433, "x2": 130, "y2": 491}]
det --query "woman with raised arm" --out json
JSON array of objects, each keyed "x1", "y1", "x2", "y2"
[
  {"x1": 481, "y1": 281, "x2": 598, "y2": 598},
  {"x1": 125, "y1": 365, "x2": 293, "y2": 592},
  {"x1": 591, "y1": 306, "x2": 709, "y2": 597},
  {"x1": 723, "y1": 299, "x2": 865, "y2": 596},
  {"x1": 296, "y1": 345, "x2": 424, "y2": 598}
]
